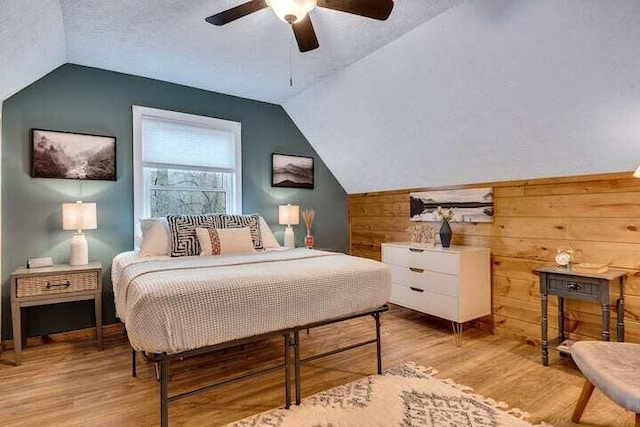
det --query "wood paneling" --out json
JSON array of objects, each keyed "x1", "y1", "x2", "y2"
[
  {"x1": 349, "y1": 171, "x2": 640, "y2": 343},
  {"x1": 0, "y1": 305, "x2": 634, "y2": 426}
]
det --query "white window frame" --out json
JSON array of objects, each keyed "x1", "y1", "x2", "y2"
[{"x1": 132, "y1": 106, "x2": 242, "y2": 233}]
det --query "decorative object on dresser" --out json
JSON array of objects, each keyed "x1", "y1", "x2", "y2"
[
  {"x1": 62, "y1": 201, "x2": 98, "y2": 266},
  {"x1": 381, "y1": 242, "x2": 491, "y2": 346},
  {"x1": 409, "y1": 188, "x2": 494, "y2": 223},
  {"x1": 535, "y1": 265, "x2": 626, "y2": 366},
  {"x1": 436, "y1": 206, "x2": 454, "y2": 248},
  {"x1": 31, "y1": 129, "x2": 116, "y2": 180},
  {"x1": 406, "y1": 223, "x2": 436, "y2": 245},
  {"x1": 10, "y1": 262, "x2": 103, "y2": 365},
  {"x1": 302, "y1": 208, "x2": 315, "y2": 249},
  {"x1": 272, "y1": 153, "x2": 314, "y2": 189},
  {"x1": 279, "y1": 204, "x2": 300, "y2": 248}
]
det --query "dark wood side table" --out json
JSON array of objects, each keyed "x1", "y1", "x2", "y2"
[
  {"x1": 10, "y1": 262, "x2": 103, "y2": 365},
  {"x1": 535, "y1": 265, "x2": 626, "y2": 366}
]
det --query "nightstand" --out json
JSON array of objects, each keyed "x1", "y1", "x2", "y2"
[{"x1": 10, "y1": 262, "x2": 103, "y2": 365}]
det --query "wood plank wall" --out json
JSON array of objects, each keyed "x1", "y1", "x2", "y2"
[{"x1": 349, "y1": 172, "x2": 640, "y2": 343}]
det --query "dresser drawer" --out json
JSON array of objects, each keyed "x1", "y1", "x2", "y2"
[
  {"x1": 382, "y1": 245, "x2": 459, "y2": 275},
  {"x1": 390, "y1": 284, "x2": 459, "y2": 321},
  {"x1": 16, "y1": 271, "x2": 98, "y2": 298},
  {"x1": 388, "y1": 264, "x2": 458, "y2": 297}
]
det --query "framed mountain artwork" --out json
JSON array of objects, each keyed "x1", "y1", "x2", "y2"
[
  {"x1": 271, "y1": 153, "x2": 314, "y2": 189},
  {"x1": 31, "y1": 129, "x2": 116, "y2": 181}
]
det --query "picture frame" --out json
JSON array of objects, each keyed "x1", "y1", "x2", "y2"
[
  {"x1": 409, "y1": 188, "x2": 494, "y2": 223},
  {"x1": 31, "y1": 129, "x2": 116, "y2": 181},
  {"x1": 271, "y1": 153, "x2": 314, "y2": 189}
]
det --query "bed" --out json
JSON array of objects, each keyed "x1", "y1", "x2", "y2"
[{"x1": 112, "y1": 248, "x2": 391, "y2": 426}]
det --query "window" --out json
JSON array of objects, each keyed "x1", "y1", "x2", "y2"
[{"x1": 133, "y1": 106, "x2": 241, "y2": 225}]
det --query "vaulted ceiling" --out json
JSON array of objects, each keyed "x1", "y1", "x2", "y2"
[{"x1": 0, "y1": 0, "x2": 462, "y2": 104}]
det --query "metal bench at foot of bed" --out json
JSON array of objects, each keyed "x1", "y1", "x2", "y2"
[{"x1": 130, "y1": 304, "x2": 388, "y2": 427}]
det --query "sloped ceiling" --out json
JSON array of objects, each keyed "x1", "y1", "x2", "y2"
[
  {"x1": 0, "y1": 0, "x2": 66, "y2": 105},
  {"x1": 285, "y1": 0, "x2": 640, "y2": 194},
  {"x1": 0, "y1": 0, "x2": 462, "y2": 105}
]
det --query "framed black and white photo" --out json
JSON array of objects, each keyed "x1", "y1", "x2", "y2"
[
  {"x1": 272, "y1": 153, "x2": 314, "y2": 189},
  {"x1": 31, "y1": 129, "x2": 116, "y2": 181},
  {"x1": 410, "y1": 188, "x2": 494, "y2": 223}
]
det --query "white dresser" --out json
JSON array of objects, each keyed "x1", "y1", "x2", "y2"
[{"x1": 381, "y1": 242, "x2": 491, "y2": 327}]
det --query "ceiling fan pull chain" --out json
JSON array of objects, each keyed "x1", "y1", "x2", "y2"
[{"x1": 289, "y1": 36, "x2": 294, "y2": 87}]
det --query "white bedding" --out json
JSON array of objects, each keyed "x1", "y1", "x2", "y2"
[{"x1": 112, "y1": 249, "x2": 390, "y2": 354}]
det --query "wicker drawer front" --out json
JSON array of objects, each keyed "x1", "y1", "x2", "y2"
[{"x1": 16, "y1": 272, "x2": 98, "y2": 298}]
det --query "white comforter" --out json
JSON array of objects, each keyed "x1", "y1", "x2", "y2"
[{"x1": 112, "y1": 249, "x2": 390, "y2": 354}]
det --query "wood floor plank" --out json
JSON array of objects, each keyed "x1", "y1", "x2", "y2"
[{"x1": 0, "y1": 305, "x2": 632, "y2": 426}]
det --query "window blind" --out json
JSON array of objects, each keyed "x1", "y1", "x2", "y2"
[{"x1": 141, "y1": 116, "x2": 236, "y2": 171}]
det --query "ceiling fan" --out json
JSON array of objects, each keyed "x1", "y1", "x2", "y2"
[{"x1": 205, "y1": 0, "x2": 394, "y2": 53}]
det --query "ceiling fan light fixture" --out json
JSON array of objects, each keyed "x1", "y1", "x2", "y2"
[{"x1": 266, "y1": 0, "x2": 317, "y2": 24}]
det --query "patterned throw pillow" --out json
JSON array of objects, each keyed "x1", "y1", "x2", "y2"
[
  {"x1": 166, "y1": 214, "x2": 224, "y2": 257},
  {"x1": 196, "y1": 227, "x2": 256, "y2": 256},
  {"x1": 220, "y1": 214, "x2": 263, "y2": 250},
  {"x1": 195, "y1": 227, "x2": 222, "y2": 256}
]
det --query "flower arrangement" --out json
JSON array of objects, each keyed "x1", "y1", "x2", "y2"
[
  {"x1": 436, "y1": 206, "x2": 454, "y2": 222},
  {"x1": 302, "y1": 208, "x2": 315, "y2": 248}
]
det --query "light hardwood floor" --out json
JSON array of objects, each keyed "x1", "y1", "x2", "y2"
[{"x1": 0, "y1": 305, "x2": 633, "y2": 426}]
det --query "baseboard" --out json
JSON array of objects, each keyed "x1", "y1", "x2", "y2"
[{"x1": 1, "y1": 323, "x2": 124, "y2": 351}]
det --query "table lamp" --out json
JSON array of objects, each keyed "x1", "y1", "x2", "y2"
[
  {"x1": 634, "y1": 166, "x2": 640, "y2": 178},
  {"x1": 279, "y1": 204, "x2": 299, "y2": 249},
  {"x1": 62, "y1": 201, "x2": 97, "y2": 266}
]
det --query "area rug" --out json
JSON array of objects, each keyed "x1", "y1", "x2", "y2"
[{"x1": 227, "y1": 362, "x2": 550, "y2": 427}]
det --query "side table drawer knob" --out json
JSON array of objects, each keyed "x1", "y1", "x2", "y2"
[
  {"x1": 45, "y1": 280, "x2": 72, "y2": 290},
  {"x1": 566, "y1": 282, "x2": 582, "y2": 291}
]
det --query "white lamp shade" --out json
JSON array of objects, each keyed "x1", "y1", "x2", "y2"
[
  {"x1": 634, "y1": 165, "x2": 640, "y2": 178},
  {"x1": 62, "y1": 201, "x2": 97, "y2": 231},
  {"x1": 279, "y1": 204, "x2": 300, "y2": 225}
]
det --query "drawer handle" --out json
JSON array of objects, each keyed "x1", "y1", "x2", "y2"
[
  {"x1": 409, "y1": 286, "x2": 424, "y2": 293},
  {"x1": 409, "y1": 267, "x2": 424, "y2": 273},
  {"x1": 45, "y1": 280, "x2": 72, "y2": 289},
  {"x1": 409, "y1": 248, "x2": 424, "y2": 253},
  {"x1": 565, "y1": 282, "x2": 582, "y2": 291}
]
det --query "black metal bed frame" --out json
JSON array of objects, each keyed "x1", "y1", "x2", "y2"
[{"x1": 130, "y1": 304, "x2": 388, "y2": 427}]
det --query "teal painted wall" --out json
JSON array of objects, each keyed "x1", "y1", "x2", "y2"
[{"x1": 1, "y1": 64, "x2": 347, "y2": 340}]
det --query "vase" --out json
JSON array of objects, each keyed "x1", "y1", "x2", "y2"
[
  {"x1": 305, "y1": 232, "x2": 315, "y2": 249},
  {"x1": 439, "y1": 220, "x2": 452, "y2": 248}
]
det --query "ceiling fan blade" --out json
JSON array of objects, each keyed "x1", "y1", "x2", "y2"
[
  {"x1": 205, "y1": 0, "x2": 268, "y2": 26},
  {"x1": 292, "y1": 15, "x2": 319, "y2": 52},
  {"x1": 317, "y1": 0, "x2": 394, "y2": 20}
]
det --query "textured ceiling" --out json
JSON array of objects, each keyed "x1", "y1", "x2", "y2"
[
  {"x1": 285, "y1": 0, "x2": 640, "y2": 193},
  {"x1": 0, "y1": 0, "x2": 66, "y2": 105},
  {"x1": 0, "y1": 0, "x2": 463, "y2": 105}
]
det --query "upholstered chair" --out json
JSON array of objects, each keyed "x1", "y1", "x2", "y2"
[{"x1": 571, "y1": 341, "x2": 640, "y2": 426}]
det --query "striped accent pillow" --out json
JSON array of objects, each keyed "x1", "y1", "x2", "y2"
[
  {"x1": 166, "y1": 214, "x2": 224, "y2": 257},
  {"x1": 195, "y1": 227, "x2": 222, "y2": 256},
  {"x1": 220, "y1": 214, "x2": 263, "y2": 250}
]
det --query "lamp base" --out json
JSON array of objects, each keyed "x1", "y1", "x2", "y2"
[
  {"x1": 69, "y1": 233, "x2": 89, "y2": 266},
  {"x1": 284, "y1": 226, "x2": 295, "y2": 249}
]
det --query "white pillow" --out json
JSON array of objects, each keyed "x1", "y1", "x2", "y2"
[
  {"x1": 259, "y1": 216, "x2": 281, "y2": 248},
  {"x1": 197, "y1": 227, "x2": 257, "y2": 256},
  {"x1": 139, "y1": 218, "x2": 171, "y2": 257}
]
